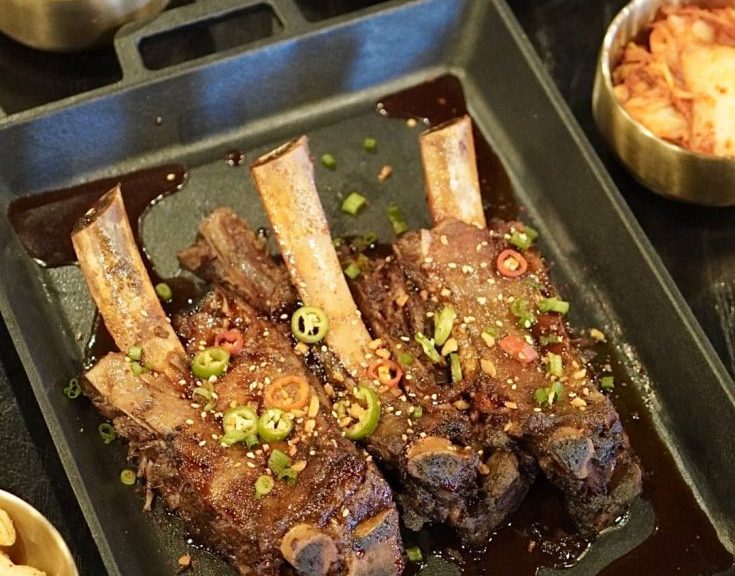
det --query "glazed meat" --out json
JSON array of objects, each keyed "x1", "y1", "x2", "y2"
[
  {"x1": 180, "y1": 206, "x2": 536, "y2": 545},
  {"x1": 355, "y1": 216, "x2": 641, "y2": 533},
  {"x1": 74, "y1": 188, "x2": 403, "y2": 575},
  {"x1": 245, "y1": 138, "x2": 535, "y2": 545},
  {"x1": 395, "y1": 116, "x2": 641, "y2": 532}
]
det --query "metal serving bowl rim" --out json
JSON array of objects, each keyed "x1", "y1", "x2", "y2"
[
  {"x1": 599, "y1": 0, "x2": 735, "y2": 167},
  {"x1": 0, "y1": 489, "x2": 79, "y2": 576}
]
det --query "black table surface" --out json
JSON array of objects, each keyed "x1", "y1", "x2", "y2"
[{"x1": 1, "y1": 1, "x2": 733, "y2": 574}]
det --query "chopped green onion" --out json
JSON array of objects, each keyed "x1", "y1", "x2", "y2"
[
  {"x1": 510, "y1": 298, "x2": 536, "y2": 328},
  {"x1": 98, "y1": 422, "x2": 117, "y2": 444},
  {"x1": 414, "y1": 332, "x2": 441, "y2": 363},
  {"x1": 524, "y1": 225, "x2": 539, "y2": 241},
  {"x1": 483, "y1": 326, "x2": 499, "y2": 338},
  {"x1": 191, "y1": 347, "x2": 230, "y2": 379},
  {"x1": 406, "y1": 546, "x2": 423, "y2": 563},
  {"x1": 130, "y1": 361, "x2": 147, "y2": 376},
  {"x1": 534, "y1": 387, "x2": 549, "y2": 406},
  {"x1": 342, "y1": 192, "x2": 367, "y2": 216},
  {"x1": 291, "y1": 306, "x2": 329, "y2": 344},
  {"x1": 255, "y1": 475, "x2": 275, "y2": 499},
  {"x1": 343, "y1": 261, "x2": 361, "y2": 280},
  {"x1": 268, "y1": 449, "x2": 292, "y2": 475},
  {"x1": 538, "y1": 297, "x2": 570, "y2": 315},
  {"x1": 63, "y1": 378, "x2": 81, "y2": 399},
  {"x1": 245, "y1": 434, "x2": 260, "y2": 449},
  {"x1": 268, "y1": 449, "x2": 298, "y2": 484},
  {"x1": 193, "y1": 385, "x2": 216, "y2": 412},
  {"x1": 398, "y1": 352, "x2": 414, "y2": 366},
  {"x1": 363, "y1": 137, "x2": 377, "y2": 152},
  {"x1": 433, "y1": 306, "x2": 456, "y2": 346},
  {"x1": 362, "y1": 231, "x2": 378, "y2": 245},
  {"x1": 509, "y1": 230, "x2": 533, "y2": 251},
  {"x1": 120, "y1": 469, "x2": 136, "y2": 486},
  {"x1": 127, "y1": 345, "x2": 142, "y2": 362},
  {"x1": 387, "y1": 203, "x2": 408, "y2": 235},
  {"x1": 547, "y1": 353, "x2": 563, "y2": 378},
  {"x1": 410, "y1": 405, "x2": 423, "y2": 420},
  {"x1": 321, "y1": 153, "x2": 337, "y2": 170},
  {"x1": 221, "y1": 431, "x2": 245, "y2": 447},
  {"x1": 535, "y1": 381, "x2": 564, "y2": 407},
  {"x1": 278, "y1": 467, "x2": 299, "y2": 485},
  {"x1": 333, "y1": 237, "x2": 343, "y2": 248},
  {"x1": 155, "y1": 282, "x2": 172, "y2": 302},
  {"x1": 449, "y1": 353, "x2": 462, "y2": 383},
  {"x1": 600, "y1": 375, "x2": 615, "y2": 390},
  {"x1": 539, "y1": 333, "x2": 561, "y2": 346},
  {"x1": 549, "y1": 381, "x2": 564, "y2": 404}
]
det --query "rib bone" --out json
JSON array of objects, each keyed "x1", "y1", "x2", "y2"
[
  {"x1": 71, "y1": 186, "x2": 185, "y2": 377},
  {"x1": 419, "y1": 115, "x2": 485, "y2": 228},
  {"x1": 251, "y1": 137, "x2": 372, "y2": 377}
]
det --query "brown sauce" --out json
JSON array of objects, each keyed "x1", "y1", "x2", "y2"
[
  {"x1": 4, "y1": 75, "x2": 732, "y2": 576},
  {"x1": 7, "y1": 164, "x2": 186, "y2": 268},
  {"x1": 377, "y1": 75, "x2": 517, "y2": 221}
]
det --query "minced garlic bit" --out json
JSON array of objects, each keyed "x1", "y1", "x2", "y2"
[
  {"x1": 571, "y1": 397, "x2": 588, "y2": 408},
  {"x1": 395, "y1": 292, "x2": 410, "y2": 307},
  {"x1": 504, "y1": 401, "x2": 519, "y2": 410},
  {"x1": 481, "y1": 332, "x2": 496, "y2": 348},
  {"x1": 589, "y1": 328, "x2": 607, "y2": 343},
  {"x1": 378, "y1": 164, "x2": 393, "y2": 182},
  {"x1": 368, "y1": 338, "x2": 383, "y2": 350},
  {"x1": 572, "y1": 369, "x2": 587, "y2": 380},
  {"x1": 441, "y1": 338, "x2": 458, "y2": 356},
  {"x1": 291, "y1": 460, "x2": 307, "y2": 473},
  {"x1": 480, "y1": 358, "x2": 497, "y2": 377},
  {"x1": 178, "y1": 553, "x2": 192, "y2": 569}
]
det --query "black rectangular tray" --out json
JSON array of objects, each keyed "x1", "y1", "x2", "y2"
[{"x1": 0, "y1": 1, "x2": 733, "y2": 574}]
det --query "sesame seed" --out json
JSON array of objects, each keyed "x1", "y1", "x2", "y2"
[
  {"x1": 185, "y1": 419, "x2": 194, "y2": 425},
  {"x1": 198, "y1": 440, "x2": 207, "y2": 447}
]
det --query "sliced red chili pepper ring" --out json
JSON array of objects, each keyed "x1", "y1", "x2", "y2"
[
  {"x1": 496, "y1": 249, "x2": 528, "y2": 278},
  {"x1": 367, "y1": 359, "x2": 403, "y2": 388},
  {"x1": 214, "y1": 328, "x2": 244, "y2": 355},
  {"x1": 498, "y1": 335, "x2": 538, "y2": 364},
  {"x1": 264, "y1": 375, "x2": 311, "y2": 411}
]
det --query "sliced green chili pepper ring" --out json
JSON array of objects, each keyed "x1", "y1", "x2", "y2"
[
  {"x1": 345, "y1": 385, "x2": 381, "y2": 441},
  {"x1": 222, "y1": 406, "x2": 258, "y2": 445},
  {"x1": 191, "y1": 346, "x2": 230, "y2": 380},
  {"x1": 258, "y1": 408, "x2": 294, "y2": 442},
  {"x1": 291, "y1": 306, "x2": 330, "y2": 344}
]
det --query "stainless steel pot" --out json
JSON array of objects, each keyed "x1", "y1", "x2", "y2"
[{"x1": 0, "y1": 0, "x2": 169, "y2": 52}]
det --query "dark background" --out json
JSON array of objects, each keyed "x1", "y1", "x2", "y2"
[{"x1": 0, "y1": 0, "x2": 732, "y2": 573}]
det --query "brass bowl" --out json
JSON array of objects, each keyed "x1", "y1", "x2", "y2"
[
  {"x1": 592, "y1": 0, "x2": 735, "y2": 206},
  {"x1": 0, "y1": 0, "x2": 168, "y2": 52},
  {"x1": 0, "y1": 490, "x2": 78, "y2": 576}
]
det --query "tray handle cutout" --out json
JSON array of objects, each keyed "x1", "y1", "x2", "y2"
[{"x1": 114, "y1": 0, "x2": 302, "y2": 79}]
